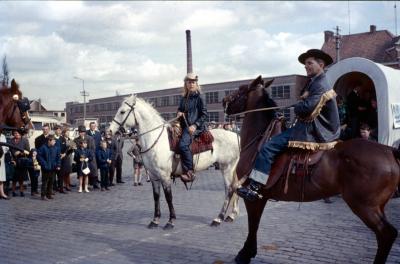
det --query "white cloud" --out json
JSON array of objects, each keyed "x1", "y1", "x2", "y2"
[
  {"x1": 175, "y1": 8, "x2": 238, "y2": 30},
  {"x1": 0, "y1": 1, "x2": 393, "y2": 110}
]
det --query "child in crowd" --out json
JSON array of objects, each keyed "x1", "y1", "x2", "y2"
[
  {"x1": 359, "y1": 123, "x2": 377, "y2": 141},
  {"x1": 127, "y1": 137, "x2": 145, "y2": 186},
  {"x1": 37, "y1": 135, "x2": 61, "y2": 200},
  {"x1": 27, "y1": 149, "x2": 41, "y2": 197},
  {"x1": 74, "y1": 139, "x2": 92, "y2": 193},
  {"x1": 96, "y1": 140, "x2": 112, "y2": 191}
]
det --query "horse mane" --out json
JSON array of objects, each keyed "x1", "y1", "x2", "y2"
[
  {"x1": 125, "y1": 95, "x2": 165, "y2": 124},
  {"x1": 263, "y1": 91, "x2": 278, "y2": 121}
]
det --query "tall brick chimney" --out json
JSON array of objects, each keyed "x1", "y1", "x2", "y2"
[
  {"x1": 370, "y1": 25, "x2": 377, "y2": 33},
  {"x1": 186, "y1": 30, "x2": 193, "y2": 74},
  {"x1": 324, "y1": 30, "x2": 334, "y2": 42}
]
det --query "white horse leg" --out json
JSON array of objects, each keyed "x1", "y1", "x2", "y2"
[
  {"x1": 161, "y1": 179, "x2": 176, "y2": 230},
  {"x1": 148, "y1": 179, "x2": 161, "y2": 229},
  {"x1": 226, "y1": 192, "x2": 240, "y2": 222},
  {"x1": 210, "y1": 166, "x2": 231, "y2": 226}
]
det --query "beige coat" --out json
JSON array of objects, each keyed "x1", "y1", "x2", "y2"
[{"x1": 0, "y1": 134, "x2": 8, "y2": 182}]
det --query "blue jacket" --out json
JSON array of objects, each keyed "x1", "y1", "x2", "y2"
[
  {"x1": 178, "y1": 92, "x2": 208, "y2": 137},
  {"x1": 289, "y1": 73, "x2": 340, "y2": 148},
  {"x1": 37, "y1": 144, "x2": 61, "y2": 172},
  {"x1": 96, "y1": 148, "x2": 112, "y2": 169}
]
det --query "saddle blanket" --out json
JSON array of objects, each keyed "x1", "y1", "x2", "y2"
[{"x1": 167, "y1": 126, "x2": 214, "y2": 155}]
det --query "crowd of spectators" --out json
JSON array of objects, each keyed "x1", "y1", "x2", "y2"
[{"x1": 0, "y1": 122, "x2": 148, "y2": 201}]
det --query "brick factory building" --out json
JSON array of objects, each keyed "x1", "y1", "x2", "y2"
[{"x1": 65, "y1": 74, "x2": 308, "y2": 128}]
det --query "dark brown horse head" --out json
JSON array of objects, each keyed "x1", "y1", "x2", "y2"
[
  {"x1": 223, "y1": 75, "x2": 275, "y2": 116},
  {"x1": 0, "y1": 79, "x2": 33, "y2": 133}
]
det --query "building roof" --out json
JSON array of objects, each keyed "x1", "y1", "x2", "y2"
[
  {"x1": 29, "y1": 99, "x2": 47, "y2": 111},
  {"x1": 322, "y1": 27, "x2": 399, "y2": 64}
]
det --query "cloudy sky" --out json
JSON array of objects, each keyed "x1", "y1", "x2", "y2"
[{"x1": 0, "y1": 1, "x2": 397, "y2": 109}]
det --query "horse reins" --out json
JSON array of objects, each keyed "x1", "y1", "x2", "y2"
[
  {"x1": 227, "y1": 105, "x2": 293, "y2": 118},
  {"x1": 113, "y1": 100, "x2": 182, "y2": 154}
]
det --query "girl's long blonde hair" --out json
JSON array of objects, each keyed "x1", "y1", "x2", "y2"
[{"x1": 181, "y1": 81, "x2": 201, "y2": 97}]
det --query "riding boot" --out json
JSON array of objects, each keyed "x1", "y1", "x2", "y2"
[
  {"x1": 181, "y1": 170, "x2": 196, "y2": 183},
  {"x1": 237, "y1": 179, "x2": 264, "y2": 202}
]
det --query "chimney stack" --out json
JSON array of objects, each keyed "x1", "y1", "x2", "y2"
[
  {"x1": 370, "y1": 25, "x2": 376, "y2": 33},
  {"x1": 186, "y1": 30, "x2": 193, "y2": 74},
  {"x1": 324, "y1": 30, "x2": 334, "y2": 43}
]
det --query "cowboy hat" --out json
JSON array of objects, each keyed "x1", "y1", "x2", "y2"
[
  {"x1": 184, "y1": 72, "x2": 198, "y2": 82},
  {"x1": 298, "y1": 49, "x2": 333, "y2": 66}
]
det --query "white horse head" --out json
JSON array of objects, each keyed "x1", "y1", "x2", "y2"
[{"x1": 109, "y1": 94, "x2": 136, "y2": 135}]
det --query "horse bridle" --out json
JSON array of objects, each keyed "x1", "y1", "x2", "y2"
[
  {"x1": 112, "y1": 100, "x2": 167, "y2": 153},
  {"x1": 5, "y1": 96, "x2": 32, "y2": 132},
  {"x1": 112, "y1": 101, "x2": 138, "y2": 134}
]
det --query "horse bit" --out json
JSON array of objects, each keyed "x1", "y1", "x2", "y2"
[{"x1": 112, "y1": 101, "x2": 169, "y2": 154}]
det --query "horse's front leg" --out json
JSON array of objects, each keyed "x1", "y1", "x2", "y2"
[
  {"x1": 235, "y1": 199, "x2": 267, "y2": 264},
  {"x1": 162, "y1": 179, "x2": 176, "y2": 230},
  {"x1": 211, "y1": 184, "x2": 230, "y2": 226},
  {"x1": 148, "y1": 179, "x2": 161, "y2": 229},
  {"x1": 226, "y1": 191, "x2": 240, "y2": 222}
]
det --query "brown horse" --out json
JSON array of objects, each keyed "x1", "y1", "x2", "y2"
[
  {"x1": 222, "y1": 76, "x2": 399, "y2": 264},
  {"x1": 0, "y1": 79, "x2": 32, "y2": 132}
]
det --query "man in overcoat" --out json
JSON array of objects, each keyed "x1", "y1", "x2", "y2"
[
  {"x1": 86, "y1": 122, "x2": 101, "y2": 187},
  {"x1": 111, "y1": 131, "x2": 124, "y2": 183},
  {"x1": 237, "y1": 49, "x2": 341, "y2": 202}
]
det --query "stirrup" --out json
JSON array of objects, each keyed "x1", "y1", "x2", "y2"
[
  {"x1": 182, "y1": 180, "x2": 194, "y2": 191},
  {"x1": 236, "y1": 185, "x2": 263, "y2": 201}
]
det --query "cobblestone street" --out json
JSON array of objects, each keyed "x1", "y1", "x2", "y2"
[{"x1": 1, "y1": 162, "x2": 400, "y2": 264}]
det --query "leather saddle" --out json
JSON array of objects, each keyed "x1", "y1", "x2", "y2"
[
  {"x1": 167, "y1": 122, "x2": 214, "y2": 155},
  {"x1": 265, "y1": 149, "x2": 325, "y2": 190}
]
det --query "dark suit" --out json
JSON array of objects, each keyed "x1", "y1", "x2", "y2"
[
  {"x1": 111, "y1": 136, "x2": 124, "y2": 183},
  {"x1": 87, "y1": 129, "x2": 102, "y2": 150},
  {"x1": 34, "y1": 134, "x2": 48, "y2": 149}
]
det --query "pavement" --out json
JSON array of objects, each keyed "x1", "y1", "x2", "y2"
[{"x1": 1, "y1": 162, "x2": 400, "y2": 264}]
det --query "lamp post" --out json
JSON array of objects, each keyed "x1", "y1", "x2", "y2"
[{"x1": 73, "y1": 76, "x2": 89, "y2": 124}]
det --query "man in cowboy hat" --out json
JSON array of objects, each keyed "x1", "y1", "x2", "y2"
[{"x1": 237, "y1": 49, "x2": 340, "y2": 202}]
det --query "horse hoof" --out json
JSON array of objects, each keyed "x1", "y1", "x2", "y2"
[
  {"x1": 147, "y1": 221, "x2": 159, "y2": 229},
  {"x1": 234, "y1": 254, "x2": 251, "y2": 264},
  {"x1": 163, "y1": 222, "x2": 174, "y2": 230},
  {"x1": 210, "y1": 219, "x2": 221, "y2": 227},
  {"x1": 224, "y1": 216, "x2": 234, "y2": 223}
]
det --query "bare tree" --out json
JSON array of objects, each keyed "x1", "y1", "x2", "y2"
[{"x1": 1, "y1": 55, "x2": 10, "y2": 87}]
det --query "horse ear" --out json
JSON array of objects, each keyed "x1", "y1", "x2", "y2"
[
  {"x1": 264, "y1": 78, "x2": 274, "y2": 88},
  {"x1": 249, "y1": 75, "x2": 263, "y2": 88},
  {"x1": 11, "y1": 79, "x2": 19, "y2": 92}
]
